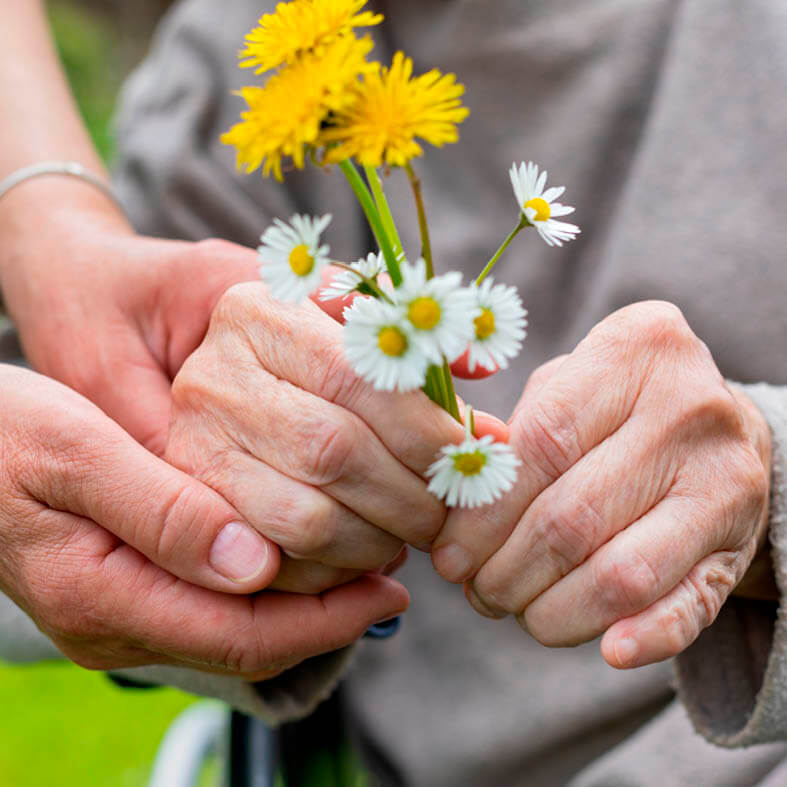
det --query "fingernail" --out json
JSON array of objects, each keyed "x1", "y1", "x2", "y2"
[
  {"x1": 209, "y1": 522, "x2": 271, "y2": 582},
  {"x1": 614, "y1": 637, "x2": 639, "y2": 667},
  {"x1": 432, "y1": 544, "x2": 474, "y2": 583}
]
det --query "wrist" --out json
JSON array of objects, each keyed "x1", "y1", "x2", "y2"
[
  {"x1": 0, "y1": 175, "x2": 134, "y2": 323},
  {"x1": 728, "y1": 383, "x2": 777, "y2": 600}
]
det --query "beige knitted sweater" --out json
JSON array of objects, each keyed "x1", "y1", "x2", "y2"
[{"x1": 3, "y1": 1, "x2": 787, "y2": 784}]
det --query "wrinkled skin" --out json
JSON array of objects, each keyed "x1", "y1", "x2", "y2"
[
  {"x1": 0, "y1": 365, "x2": 409, "y2": 678},
  {"x1": 432, "y1": 301, "x2": 773, "y2": 669},
  {"x1": 165, "y1": 281, "x2": 508, "y2": 593}
]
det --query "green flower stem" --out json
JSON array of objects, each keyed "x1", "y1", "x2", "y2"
[
  {"x1": 364, "y1": 165, "x2": 404, "y2": 260},
  {"x1": 464, "y1": 405, "x2": 475, "y2": 438},
  {"x1": 475, "y1": 214, "x2": 529, "y2": 286},
  {"x1": 424, "y1": 365, "x2": 443, "y2": 407},
  {"x1": 440, "y1": 359, "x2": 461, "y2": 421},
  {"x1": 404, "y1": 161, "x2": 434, "y2": 279},
  {"x1": 329, "y1": 261, "x2": 393, "y2": 303},
  {"x1": 339, "y1": 159, "x2": 402, "y2": 287}
]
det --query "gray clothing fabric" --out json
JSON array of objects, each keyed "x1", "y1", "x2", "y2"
[{"x1": 2, "y1": 0, "x2": 787, "y2": 784}]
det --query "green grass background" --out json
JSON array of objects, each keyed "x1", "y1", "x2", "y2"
[
  {"x1": 1, "y1": 5, "x2": 205, "y2": 786},
  {"x1": 0, "y1": 662, "x2": 200, "y2": 786}
]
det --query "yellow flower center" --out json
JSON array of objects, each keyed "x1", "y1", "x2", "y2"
[
  {"x1": 474, "y1": 308, "x2": 496, "y2": 340},
  {"x1": 524, "y1": 197, "x2": 551, "y2": 222},
  {"x1": 408, "y1": 297, "x2": 442, "y2": 330},
  {"x1": 288, "y1": 244, "x2": 314, "y2": 276},
  {"x1": 378, "y1": 326, "x2": 408, "y2": 357},
  {"x1": 453, "y1": 451, "x2": 487, "y2": 476}
]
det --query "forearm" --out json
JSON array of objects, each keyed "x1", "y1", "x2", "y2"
[
  {"x1": 0, "y1": 1, "x2": 103, "y2": 171},
  {"x1": 0, "y1": 0, "x2": 130, "y2": 320}
]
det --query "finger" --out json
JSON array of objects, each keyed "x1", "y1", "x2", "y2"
[
  {"x1": 94, "y1": 544, "x2": 410, "y2": 675},
  {"x1": 198, "y1": 448, "x2": 403, "y2": 570},
  {"x1": 221, "y1": 283, "x2": 470, "y2": 475},
  {"x1": 26, "y1": 394, "x2": 280, "y2": 593},
  {"x1": 181, "y1": 356, "x2": 444, "y2": 549},
  {"x1": 459, "y1": 415, "x2": 676, "y2": 601},
  {"x1": 510, "y1": 354, "x2": 569, "y2": 422},
  {"x1": 600, "y1": 550, "x2": 750, "y2": 669},
  {"x1": 518, "y1": 494, "x2": 746, "y2": 647},
  {"x1": 86, "y1": 330, "x2": 174, "y2": 457},
  {"x1": 432, "y1": 344, "x2": 646, "y2": 583},
  {"x1": 269, "y1": 558, "x2": 364, "y2": 594},
  {"x1": 454, "y1": 395, "x2": 510, "y2": 443}
]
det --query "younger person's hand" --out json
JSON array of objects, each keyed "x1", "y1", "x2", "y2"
[{"x1": 0, "y1": 365, "x2": 408, "y2": 677}]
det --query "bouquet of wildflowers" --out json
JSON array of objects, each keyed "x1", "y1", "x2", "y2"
[{"x1": 222, "y1": 0, "x2": 580, "y2": 508}]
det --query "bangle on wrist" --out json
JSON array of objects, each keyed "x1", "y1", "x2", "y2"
[{"x1": 0, "y1": 161, "x2": 128, "y2": 220}]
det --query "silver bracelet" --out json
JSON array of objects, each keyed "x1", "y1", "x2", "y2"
[{"x1": 0, "y1": 161, "x2": 128, "y2": 218}]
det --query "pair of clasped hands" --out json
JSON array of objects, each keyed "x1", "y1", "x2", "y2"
[{"x1": 0, "y1": 200, "x2": 773, "y2": 683}]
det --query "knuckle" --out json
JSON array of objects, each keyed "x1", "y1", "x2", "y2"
[
  {"x1": 520, "y1": 607, "x2": 562, "y2": 647},
  {"x1": 212, "y1": 282, "x2": 261, "y2": 329},
  {"x1": 316, "y1": 346, "x2": 367, "y2": 406},
  {"x1": 623, "y1": 301, "x2": 690, "y2": 346},
  {"x1": 297, "y1": 418, "x2": 356, "y2": 486},
  {"x1": 287, "y1": 493, "x2": 338, "y2": 557},
  {"x1": 194, "y1": 237, "x2": 237, "y2": 261},
  {"x1": 538, "y1": 496, "x2": 605, "y2": 576},
  {"x1": 595, "y1": 548, "x2": 660, "y2": 614},
  {"x1": 659, "y1": 588, "x2": 702, "y2": 657},
  {"x1": 407, "y1": 495, "x2": 447, "y2": 549},
  {"x1": 518, "y1": 399, "x2": 583, "y2": 479},
  {"x1": 684, "y1": 386, "x2": 744, "y2": 439},
  {"x1": 688, "y1": 556, "x2": 738, "y2": 622}
]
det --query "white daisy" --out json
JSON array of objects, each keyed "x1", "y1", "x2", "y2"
[
  {"x1": 466, "y1": 277, "x2": 528, "y2": 373},
  {"x1": 257, "y1": 213, "x2": 332, "y2": 302},
  {"x1": 319, "y1": 252, "x2": 385, "y2": 301},
  {"x1": 426, "y1": 418, "x2": 521, "y2": 508},
  {"x1": 343, "y1": 296, "x2": 430, "y2": 392},
  {"x1": 509, "y1": 161, "x2": 580, "y2": 247},
  {"x1": 393, "y1": 258, "x2": 479, "y2": 364}
]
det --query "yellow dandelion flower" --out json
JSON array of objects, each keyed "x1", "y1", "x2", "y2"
[
  {"x1": 240, "y1": 0, "x2": 382, "y2": 75},
  {"x1": 222, "y1": 35, "x2": 374, "y2": 180},
  {"x1": 323, "y1": 52, "x2": 470, "y2": 168}
]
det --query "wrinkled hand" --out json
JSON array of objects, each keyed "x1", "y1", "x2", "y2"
[
  {"x1": 166, "y1": 282, "x2": 506, "y2": 593},
  {"x1": 0, "y1": 365, "x2": 408, "y2": 677},
  {"x1": 432, "y1": 301, "x2": 772, "y2": 668},
  {"x1": 0, "y1": 191, "x2": 261, "y2": 456}
]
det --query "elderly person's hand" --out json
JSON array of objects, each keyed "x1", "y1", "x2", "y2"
[
  {"x1": 165, "y1": 282, "x2": 507, "y2": 593},
  {"x1": 0, "y1": 364, "x2": 408, "y2": 677},
  {"x1": 431, "y1": 301, "x2": 773, "y2": 669}
]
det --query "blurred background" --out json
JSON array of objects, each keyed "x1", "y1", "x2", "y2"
[{"x1": 0, "y1": 3, "x2": 214, "y2": 785}]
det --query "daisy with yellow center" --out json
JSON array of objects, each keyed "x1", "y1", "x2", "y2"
[
  {"x1": 509, "y1": 161, "x2": 580, "y2": 247},
  {"x1": 239, "y1": 0, "x2": 382, "y2": 75},
  {"x1": 258, "y1": 214, "x2": 332, "y2": 302},
  {"x1": 323, "y1": 51, "x2": 469, "y2": 167},
  {"x1": 466, "y1": 277, "x2": 528, "y2": 374},
  {"x1": 319, "y1": 251, "x2": 386, "y2": 301},
  {"x1": 394, "y1": 258, "x2": 479, "y2": 364},
  {"x1": 343, "y1": 296, "x2": 430, "y2": 391},
  {"x1": 426, "y1": 409, "x2": 521, "y2": 508},
  {"x1": 222, "y1": 34, "x2": 374, "y2": 181}
]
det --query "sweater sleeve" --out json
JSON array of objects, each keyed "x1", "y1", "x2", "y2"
[{"x1": 675, "y1": 382, "x2": 787, "y2": 746}]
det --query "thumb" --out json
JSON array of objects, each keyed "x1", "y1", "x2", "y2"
[{"x1": 35, "y1": 402, "x2": 281, "y2": 594}]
